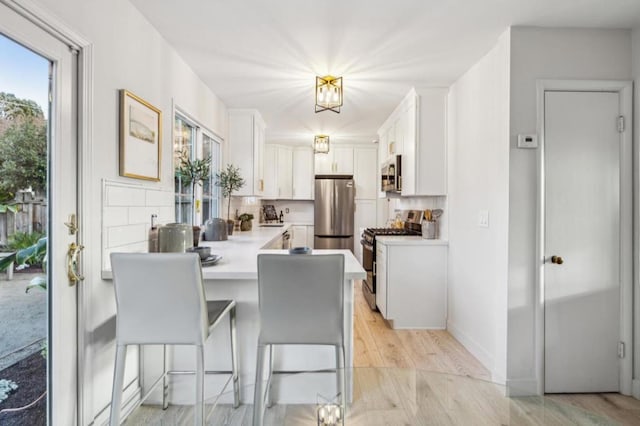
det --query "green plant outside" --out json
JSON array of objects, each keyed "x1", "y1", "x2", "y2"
[{"x1": 0, "y1": 237, "x2": 47, "y2": 292}]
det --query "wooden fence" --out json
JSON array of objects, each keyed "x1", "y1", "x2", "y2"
[{"x1": 0, "y1": 199, "x2": 47, "y2": 246}]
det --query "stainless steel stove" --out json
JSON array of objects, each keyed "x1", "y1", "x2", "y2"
[{"x1": 360, "y1": 210, "x2": 423, "y2": 310}]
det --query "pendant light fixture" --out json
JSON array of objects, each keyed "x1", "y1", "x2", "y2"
[
  {"x1": 315, "y1": 76, "x2": 342, "y2": 113},
  {"x1": 314, "y1": 135, "x2": 330, "y2": 154}
]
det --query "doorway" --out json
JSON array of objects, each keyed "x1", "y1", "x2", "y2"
[
  {"x1": 537, "y1": 81, "x2": 633, "y2": 394},
  {"x1": 0, "y1": 2, "x2": 82, "y2": 424}
]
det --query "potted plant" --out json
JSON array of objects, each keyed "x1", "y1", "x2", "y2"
[
  {"x1": 239, "y1": 213, "x2": 254, "y2": 231},
  {"x1": 175, "y1": 149, "x2": 211, "y2": 244},
  {"x1": 215, "y1": 164, "x2": 245, "y2": 235}
]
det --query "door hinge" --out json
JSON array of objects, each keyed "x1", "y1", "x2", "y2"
[
  {"x1": 617, "y1": 116, "x2": 625, "y2": 133},
  {"x1": 618, "y1": 341, "x2": 625, "y2": 358}
]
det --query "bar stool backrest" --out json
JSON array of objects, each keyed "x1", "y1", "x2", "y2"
[
  {"x1": 110, "y1": 253, "x2": 208, "y2": 345},
  {"x1": 257, "y1": 254, "x2": 345, "y2": 346}
]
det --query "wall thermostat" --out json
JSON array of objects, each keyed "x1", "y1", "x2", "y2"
[{"x1": 517, "y1": 134, "x2": 538, "y2": 149}]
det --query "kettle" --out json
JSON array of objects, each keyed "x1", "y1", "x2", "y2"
[
  {"x1": 203, "y1": 218, "x2": 228, "y2": 241},
  {"x1": 157, "y1": 223, "x2": 194, "y2": 252}
]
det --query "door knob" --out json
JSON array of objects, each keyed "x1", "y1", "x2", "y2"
[
  {"x1": 551, "y1": 255, "x2": 564, "y2": 265},
  {"x1": 67, "y1": 242, "x2": 85, "y2": 284}
]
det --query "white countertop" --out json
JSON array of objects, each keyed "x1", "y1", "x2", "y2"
[
  {"x1": 376, "y1": 236, "x2": 449, "y2": 246},
  {"x1": 102, "y1": 223, "x2": 365, "y2": 281}
]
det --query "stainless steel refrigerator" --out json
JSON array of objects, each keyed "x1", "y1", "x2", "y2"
[{"x1": 314, "y1": 175, "x2": 355, "y2": 251}]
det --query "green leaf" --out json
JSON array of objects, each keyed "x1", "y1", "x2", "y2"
[
  {"x1": 0, "y1": 252, "x2": 16, "y2": 272},
  {"x1": 26, "y1": 275, "x2": 47, "y2": 292}
]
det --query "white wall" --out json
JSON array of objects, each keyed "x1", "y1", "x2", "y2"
[
  {"x1": 632, "y1": 27, "x2": 640, "y2": 397},
  {"x1": 32, "y1": 0, "x2": 229, "y2": 421},
  {"x1": 507, "y1": 27, "x2": 632, "y2": 395},
  {"x1": 446, "y1": 29, "x2": 510, "y2": 383}
]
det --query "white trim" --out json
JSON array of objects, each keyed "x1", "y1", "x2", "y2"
[
  {"x1": 447, "y1": 320, "x2": 500, "y2": 382},
  {"x1": 506, "y1": 378, "x2": 539, "y2": 397},
  {"x1": 535, "y1": 79, "x2": 634, "y2": 396}
]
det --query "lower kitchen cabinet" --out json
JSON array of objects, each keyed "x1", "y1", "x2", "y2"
[{"x1": 375, "y1": 239, "x2": 447, "y2": 329}]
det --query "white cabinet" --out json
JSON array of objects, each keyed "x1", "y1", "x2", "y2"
[
  {"x1": 306, "y1": 226, "x2": 314, "y2": 248},
  {"x1": 263, "y1": 144, "x2": 278, "y2": 199},
  {"x1": 292, "y1": 147, "x2": 314, "y2": 200},
  {"x1": 403, "y1": 88, "x2": 447, "y2": 196},
  {"x1": 228, "y1": 109, "x2": 266, "y2": 196},
  {"x1": 276, "y1": 146, "x2": 293, "y2": 199},
  {"x1": 314, "y1": 146, "x2": 353, "y2": 175},
  {"x1": 353, "y1": 147, "x2": 377, "y2": 200},
  {"x1": 291, "y1": 225, "x2": 307, "y2": 247},
  {"x1": 264, "y1": 145, "x2": 314, "y2": 200},
  {"x1": 377, "y1": 88, "x2": 447, "y2": 196},
  {"x1": 376, "y1": 243, "x2": 388, "y2": 316},
  {"x1": 376, "y1": 240, "x2": 447, "y2": 329}
]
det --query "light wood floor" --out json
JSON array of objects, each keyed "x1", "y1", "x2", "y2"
[{"x1": 126, "y1": 281, "x2": 640, "y2": 425}]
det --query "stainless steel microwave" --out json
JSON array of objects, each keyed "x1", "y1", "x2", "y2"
[{"x1": 381, "y1": 155, "x2": 401, "y2": 192}]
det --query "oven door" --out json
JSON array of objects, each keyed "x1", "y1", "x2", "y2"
[{"x1": 361, "y1": 239, "x2": 374, "y2": 271}]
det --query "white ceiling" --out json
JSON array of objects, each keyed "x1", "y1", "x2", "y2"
[{"x1": 131, "y1": 0, "x2": 640, "y2": 145}]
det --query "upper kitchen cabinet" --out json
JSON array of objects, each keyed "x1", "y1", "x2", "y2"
[
  {"x1": 378, "y1": 88, "x2": 447, "y2": 196},
  {"x1": 353, "y1": 147, "x2": 377, "y2": 199},
  {"x1": 228, "y1": 109, "x2": 266, "y2": 196},
  {"x1": 276, "y1": 145, "x2": 293, "y2": 199},
  {"x1": 314, "y1": 146, "x2": 354, "y2": 175},
  {"x1": 292, "y1": 147, "x2": 314, "y2": 200},
  {"x1": 263, "y1": 144, "x2": 314, "y2": 200}
]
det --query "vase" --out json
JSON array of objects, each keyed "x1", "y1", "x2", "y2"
[
  {"x1": 227, "y1": 220, "x2": 234, "y2": 236},
  {"x1": 240, "y1": 220, "x2": 252, "y2": 231}
]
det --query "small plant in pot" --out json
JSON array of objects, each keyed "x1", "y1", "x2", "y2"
[
  {"x1": 215, "y1": 164, "x2": 245, "y2": 235},
  {"x1": 175, "y1": 149, "x2": 211, "y2": 244},
  {"x1": 239, "y1": 213, "x2": 254, "y2": 231}
]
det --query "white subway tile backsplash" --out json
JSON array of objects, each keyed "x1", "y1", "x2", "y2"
[
  {"x1": 103, "y1": 207, "x2": 129, "y2": 228},
  {"x1": 104, "y1": 242, "x2": 148, "y2": 269},
  {"x1": 145, "y1": 189, "x2": 173, "y2": 206},
  {"x1": 106, "y1": 185, "x2": 147, "y2": 207},
  {"x1": 107, "y1": 224, "x2": 147, "y2": 248},
  {"x1": 128, "y1": 206, "x2": 161, "y2": 226},
  {"x1": 102, "y1": 180, "x2": 177, "y2": 269}
]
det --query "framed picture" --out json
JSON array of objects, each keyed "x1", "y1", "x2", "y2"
[{"x1": 119, "y1": 89, "x2": 162, "y2": 181}]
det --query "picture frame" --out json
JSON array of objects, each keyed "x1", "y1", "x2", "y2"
[{"x1": 119, "y1": 89, "x2": 162, "y2": 181}]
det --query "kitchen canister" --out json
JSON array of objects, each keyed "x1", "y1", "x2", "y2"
[
  {"x1": 422, "y1": 220, "x2": 437, "y2": 239},
  {"x1": 204, "y1": 218, "x2": 228, "y2": 241},
  {"x1": 158, "y1": 223, "x2": 194, "y2": 252}
]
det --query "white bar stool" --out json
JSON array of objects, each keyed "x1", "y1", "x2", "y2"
[
  {"x1": 109, "y1": 252, "x2": 239, "y2": 426},
  {"x1": 253, "y1": 253, "x2": 345, "y2": 426}
]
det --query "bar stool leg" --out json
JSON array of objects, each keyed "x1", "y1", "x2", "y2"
[
  {"x1": 229, "y1": 306, "x2": 240, "y2": 408},
  {"x1": 253, "y1": 344, "x2": 268, "y2": 426},
  {"x1": 266, "y1": 345, "x2": 274, "y2": 408},
  {"x1": 195, "y1": 345, "x2": 205, "y2": 426},
  {"x1": 336, "y1": 345, "x2": 346, "y2": 425},
  {"x1": 162, "y1": 344, "x2": 169, "y2": 410},
  {"x1": 109, "y1": 344, "x2": 127, "y2": 426}
]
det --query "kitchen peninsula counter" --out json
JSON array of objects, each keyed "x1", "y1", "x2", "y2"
[{"x1": 103, "y1": 224, "x2": 365, "y2": 406}]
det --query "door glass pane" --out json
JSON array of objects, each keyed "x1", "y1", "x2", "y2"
[
  {"x1": 202, "y1": 134, "x2": 220, "y2": 221},
  {"x1": 0, "y1": 33, "x2": 49, "y2": 424},
  {"x1": 174, "y1": 116, "x2": 195, "y2": 224}
]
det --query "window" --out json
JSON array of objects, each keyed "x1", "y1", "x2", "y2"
[{"x1": 174, "y1": 113, "x2": 221, "y2": 225}]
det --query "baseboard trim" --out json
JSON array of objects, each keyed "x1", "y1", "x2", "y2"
[
  {"x1": 447, "y1": 320, "x2": 494, "y2": 374},
  {"x1": 91, "y1": 379, "x2": 141, "y2": 426},
  {"x1": 506, "y1": 378, "x2": 539, "y2": 397},
  {"x1": 633, "y1": 379, "x2": 640, "y2": 400}
]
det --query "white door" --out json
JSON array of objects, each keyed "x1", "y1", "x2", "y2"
[
  {"x1": 0, "y1": 4, "x2": 79, "y2": 424},
  {"x1": 544, "y1": 90, "x2": 622, "y2": 393}
]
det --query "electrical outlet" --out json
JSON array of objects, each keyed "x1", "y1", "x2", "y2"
[
  {"x1": 285, "y1": 208, "x2": 290, "y2": 214},
  {"x1": 478, "y1": 210, "x2": 489, "y2": 228}
]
